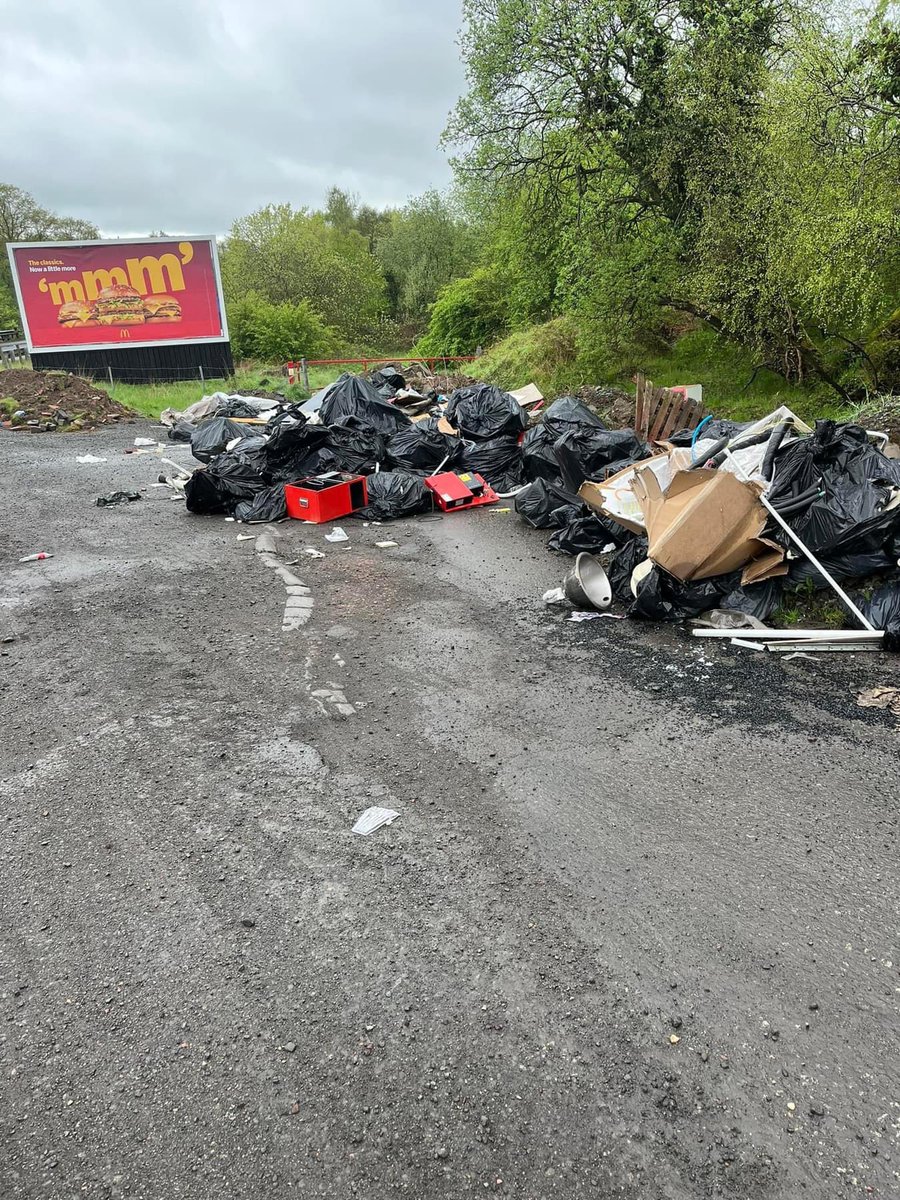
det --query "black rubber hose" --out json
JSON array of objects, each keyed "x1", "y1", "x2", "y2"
[
  {"x1": 771, "y1": 486, "x2": 822, "y2": 516},
  {"x1": 761, "y1": 420, "x2": 792, "y2": 481},
  {"x1": 709, "y1": 428, "x2": 775, "y2": 468},
  {"x1": 688, "y1": 434, "x2": 730, "y2": 469}
]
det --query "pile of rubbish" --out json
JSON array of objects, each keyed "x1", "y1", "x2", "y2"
[
  {"x1": 0, "y1": 370, "x2": 134, "y2": 431},
  {"x1": 526, "y1": 402, "x2": 900, "y2": 652},
  {"x1": 169, "y1": 366, "x2": 900, "y2": 651},
  {"x1": 168, "y1": 367, "x2": 536, "y2": 524}
]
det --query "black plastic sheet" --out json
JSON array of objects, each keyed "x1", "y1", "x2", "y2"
[
  {"x1": 445, "y1": 384, "x2": 527, "y2": 442},
  {"x1": 320, "y1": 372, "x2": 411, "y2": 435},
  {"x1": 354, "y1": 471, "x2": 432, "y2": 521},
  {"x1": 460, "y1": 436, "x2": 523, "y2": 492}
]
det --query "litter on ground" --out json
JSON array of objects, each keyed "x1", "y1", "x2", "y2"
[{"x1": 156, "y1": 363, "x2": 900, "y2": 656}]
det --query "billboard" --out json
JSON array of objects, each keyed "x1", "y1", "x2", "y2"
[{"x1": 7, "y1": 236, "x2": 228, "y2": 353}]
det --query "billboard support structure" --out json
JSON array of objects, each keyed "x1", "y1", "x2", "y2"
[{"x1": 6, "y1": 235, "x2": 233, "y2": 383}]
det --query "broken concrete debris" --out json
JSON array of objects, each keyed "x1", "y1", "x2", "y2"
[{"x1": 162, "y1": 364, "x2": 900, "y2": 653}]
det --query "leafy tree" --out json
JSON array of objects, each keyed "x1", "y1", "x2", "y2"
[
  {"x1": 376, "y1": 190, "x2": 479, "y2": 323},
  {"x1": 438, "y1": 0, "x2": 900, "y2": 396},
  {"x1": 415, "y1": 266, "x2": 510, "y2": 354},
  {"x1": 220, "y1": 204, "x2": 386, "y2": 340}
]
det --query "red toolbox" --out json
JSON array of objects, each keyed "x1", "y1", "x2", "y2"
[
  {"x1": 425, "y1": 471, "x2": 499, "y2": 512},
  {"x1": 284, "y1": 472, "x2": 368, "y2": 523}
]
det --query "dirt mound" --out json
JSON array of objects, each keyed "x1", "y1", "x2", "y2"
[
  {"x1": 575, "y1": 384, "x2": 636, "y2": 429},
  {"x1": 0, "y1": 370, "x2": 135, "y2": 431}
]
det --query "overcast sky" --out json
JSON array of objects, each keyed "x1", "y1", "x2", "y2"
[{"x1": 0, "y1": 0, "x2": 466, "y2": 236}]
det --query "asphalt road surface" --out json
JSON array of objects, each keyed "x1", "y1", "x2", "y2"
[{"x1": 1, "y1": 423, "x2": 898, "y2": 1200}]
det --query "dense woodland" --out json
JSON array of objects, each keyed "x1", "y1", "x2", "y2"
[{"x1": 2, "y1": 0, "x2": 898, "y2": 402}]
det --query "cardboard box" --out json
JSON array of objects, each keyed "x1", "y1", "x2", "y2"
[{"x1": 632, "y1": 466, "x2": 785, "y2": 583}]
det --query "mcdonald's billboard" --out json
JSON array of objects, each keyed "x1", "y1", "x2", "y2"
[{"x1": 7, "y1": 236, "x2": 228, "y2": 353}]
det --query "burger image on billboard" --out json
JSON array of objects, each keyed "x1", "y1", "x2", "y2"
[
  {"x1": 143, "y1": 294, "x2": 182, "y2": 323},
  {"x1": 57, "y1": 301, "x2": 98, "y2": 328},
  {"x1": 95, "y1": 284, "x2": 146, "y2": 326}
]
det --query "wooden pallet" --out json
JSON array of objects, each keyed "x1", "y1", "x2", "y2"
[{"x1": 634, "y1": 374, "x2": 709, "y2": 442}]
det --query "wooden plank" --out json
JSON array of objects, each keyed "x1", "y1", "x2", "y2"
[
  {"x1": 634, "y1": 374, "x2": 648, "y2": 439},
  {"x1": 648, "y1": 386, "x2": 679, "y2": 441},
  {"x1": 661, "y1": 393, "x2": 692, "y2": 439}
]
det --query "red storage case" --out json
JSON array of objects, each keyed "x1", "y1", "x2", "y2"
[{"x1": 284, "y1": 472, "x2": 368, "y2": 523}]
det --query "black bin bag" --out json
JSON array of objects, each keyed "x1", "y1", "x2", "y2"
[
  {"x1": 190, "y1": 417, "x2": 256, "y2": 463},
  {"x1": 514, "y1": 478, "x2": 582, "y2": 528},
  {"x1": 320, "y1": 373, "x2": 411, "y2": 435},
  {"x1": 185, "y1": 451, "x2": 268, "y2": 515},
  {"x1": 386, "y1": 423, "x2": 462, "y2": 473},
  {"x1": 547, "y1": 512, "x2": 630, "y2": 556},
  {"x1": 234, "y1": 484, "x2": 288, "y2": 524},
  {"x1": 445, "y1": 383, "x2": 527, "y2": 441},
  {"x1": 354, "y1": 471, "x2": 432, "y2": 521},
  {"x1": 861, "y1": 582, "x2": 900, "y2": 651},
  {"x1": 460, "y1": 436, "x2": 523, "y2": 492}
]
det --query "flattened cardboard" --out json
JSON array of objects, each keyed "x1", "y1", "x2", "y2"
[
  {"x1": 509, "y1": 382, "x2": 544, "y2": 408},
  {"x1": 632, "y1": 466, "x2": 785, "y2": 582}
]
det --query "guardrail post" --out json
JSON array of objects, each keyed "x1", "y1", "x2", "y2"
[{"x1": 301, "y1": 358, "x2": 309, "y2": 390}]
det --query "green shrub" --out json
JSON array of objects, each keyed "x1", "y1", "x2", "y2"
[
  {"x1": 227, "y1": 293, "x2": 338, "y2": 363},
  {"x1": 415, "y1": 267, "x2": 510, "y2": 356}
]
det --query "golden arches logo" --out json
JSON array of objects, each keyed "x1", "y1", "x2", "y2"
[{"x1": 120, "y1": 329, "x2": 131, "y2": 339}]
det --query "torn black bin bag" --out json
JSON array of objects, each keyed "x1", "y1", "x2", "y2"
[
  {"x1": 717, "y1": 578, "x2": 784, "y2": 621},
  {"x1": 262, "y1": 422, "x2": 335, "y2": 482},
  {"x1": 460, "y1": 436, "x2": 523, "y2": 492},
  {"x1": 353, "y1": 471, "x2": 432, "y2": 521},
  {"x1": 167, "y1": 419, "x2": 196, "y2": 442},
  {"x1": 548, "y1": 512, "x2": 630, "y2": 556},
  {"x1": 319, "y1": 372, "x2": 411, "y2": 435},
  {"x1": 445, "y1": 383, "x2": 527, "y2": 442},
  {"x1": 541, "y1": 395, "x2": 607, "y2": 439},
  {"x1": 860, "y1": 582, "x2": 900, "y2": 651},
  {"x1": 234, "y1": 483, "x2": 288, "y2": 524},
  {"x1": 387, "y1": 423, "x2": 462, "y2": 473},
  {"x1": 514, "y1": 478, "x2": 582, "y2": 528},
  {"x1": 190, "y1": 416, "x2": 256, "y2": 463},
  {"x1": 185, "y1": 451, "x2": 268, "y2": 515},
  {"x1": 522, "y1": 424, "x2": 564, "y2": 483},
  {"x1": 324, "y1": 417, "x2": 386, "y2": 475}
]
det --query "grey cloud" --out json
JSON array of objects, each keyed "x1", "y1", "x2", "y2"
[{"x1": 0, "y1": 0, "x2": 465, "y2": 235}]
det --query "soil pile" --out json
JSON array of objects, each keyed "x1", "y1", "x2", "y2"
[{"x1": 0, "y1": 371, "x2": 135, "y2": 431}]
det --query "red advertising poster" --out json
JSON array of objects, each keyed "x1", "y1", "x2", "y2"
[{"x1": 7, "y1": 237, "x2": 228, "y2": 352}]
